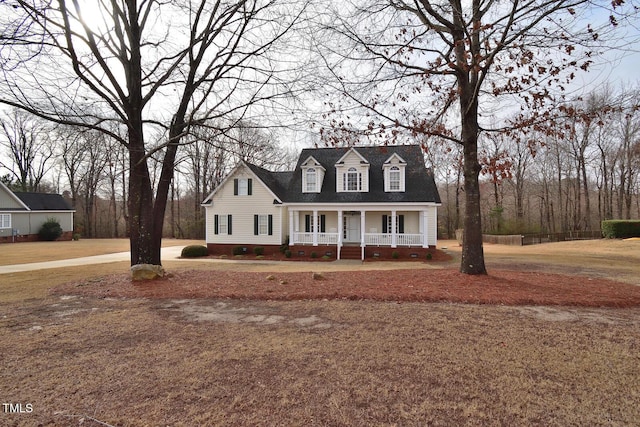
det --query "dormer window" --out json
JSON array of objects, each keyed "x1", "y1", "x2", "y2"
[
  {"x1": 301, "y1": 156, "x2": 325, "y2": 193},
  {"x1": 306, "y1": 168, "x2": 317, "y2": 192},
  {"x1": 389, "y1": 166, "x2": 401, "y2": 191},
  {"x1": 345, "y1": 167, "x2": 362, "y2": 191},
  {"x1": 383, "y1": 154, "x2": 406, "y2": 192}
]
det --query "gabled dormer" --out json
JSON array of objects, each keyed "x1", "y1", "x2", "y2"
[
  {"x1": 301, "y1": 155, "x2": 325, "y2": 193},
  {"x1": 335, "y1": 148, "x2": 370, "y2": 192},
  {"x1": 382, "y1": 153, "x2": 407, "y2": 192}
]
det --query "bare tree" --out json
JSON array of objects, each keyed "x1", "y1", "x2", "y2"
[
  {"x1": 313, "y1": 0, "x2": 637, "y2": 274},
  {"x1": 1, "y1": 0, "x2": 307, "y2": 267},
  {"x1": 0, "y1": 109, "x2": 55, "y2": 191}
]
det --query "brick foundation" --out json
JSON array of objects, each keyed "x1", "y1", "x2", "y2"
[
  {"x1": 206, "y1": 243, "x2": 284, "y2": 257},
  {"x1": 207, "y1": 243, "x2": 437, "y2": 260},
  {"x1": 0, "y1": 231, "x2": 74, "y2": 244}
]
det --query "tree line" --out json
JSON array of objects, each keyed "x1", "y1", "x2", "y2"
[
  {"x1": 433, "y1": 85, "x2": 640, "y2": 238},
  {"x1": 0, "y1": 110, "x2": 296, "y2": 239}
]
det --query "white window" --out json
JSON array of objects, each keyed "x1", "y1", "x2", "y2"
[
  {"x1": 237, "y1": 178, "x2": 249, "y2": 195},
  {"x1": 215, "y1": 214, "x2": 232, "y2": 235},
  {"x1": 344, "y1": 167, "x2": 361, "y2": 191},
  {"x1": 258, "y1": 215, "x2": 269, "y2": 235},
  {"x1": 384, "y1": 164, "x2": 405, "y2": 192},
  {"x1": 0, "y1": 214, "x2": 10, "y2": 229},
  {"x1": 306, "y1": 168, "x2": 317, "y2": 192},
  {"x1": 219, "y1": 215, "x2": 228, "y2": 234},
  {"x1": 389, "y1": 166, "x2": 401, "y2": 191}
]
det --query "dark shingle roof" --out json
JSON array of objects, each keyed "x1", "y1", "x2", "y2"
[
  {"x1": 245, "y1": 164, "x2": 293, "y2": 202},
  {"x1": 250, "y1": 145, "x2": 440, "y2": 204},
  {"x1": 13, "y1": 192, "x2": 74, "y2": 211}
]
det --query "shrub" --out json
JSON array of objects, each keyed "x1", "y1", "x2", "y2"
[
  {"x1": 284, "y1": 249, "x2": 292, "y2": 258},
  {"x1": 253, "y1": 246, "x2": 265, "y2": 256},
  {"x1": 392, "y1": 251, "x2": 400, "y2": 259},
  {"x1": 310, "y1": 251, "x2": 318, "y2": 258},
  {"x1": 279, "y1": 236, "x2": 290, "y2": 254},
  {"x1": 426, "y1": 252, "x2": 433, "y2": 260},
  {"x1": 72, "y1": 233, "x2": 81, "y2": 241},
  {"x1": 38, "y1": 218, "x2": 63, "y2": 241},
  {"x1": 601, "y1": 220, "x2": 640, "y2": 238},
  {"x1": 181, "y1": 245, "x2": 208, "y2": 258},
  {"x1": 232, "y1": 246, "x2": 245, "y2": 256}
]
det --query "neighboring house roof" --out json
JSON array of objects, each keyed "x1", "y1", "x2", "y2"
[
  {"x1": 13, "y1": 192, "x2": 74, "y2": 211},
  {"x1": 226, "y1": 145, "x2": 440, "y2": 205}
]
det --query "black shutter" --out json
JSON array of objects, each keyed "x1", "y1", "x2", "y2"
[
  {"x1": 268, "y1": 215, "x2": 273, "y2": 235},
  {"x1": 305, "y1": 215, "x2": 311, "y2": 233},
  {"x1": 320, "y1": 214, "x2": 326, "y2": 233},
  {"x1": 233, "y1": 179, "x2": 238, "y2": 195},
  {"x1": 214, "y1": 215, "x2": 219, "y2": 235},
  {"x1": 399, "y1": 215, "x2": 405, "y2": 234},
  {"x1": 228, "y1": 215, "x2": 232, "y2": 235},
  {"x1": 254, "y1": 215, "x2": 259, "y2": 235},
  {"x1": 248, "y1": 179, "x2": 253, "y2": 195},
  {"x1": 382, "y1": 215, "x2": 388, "y2": 234}
]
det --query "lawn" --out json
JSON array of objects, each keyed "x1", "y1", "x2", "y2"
[{"x1": 0, "y1": 238, "x2": 639, "y2": 426}]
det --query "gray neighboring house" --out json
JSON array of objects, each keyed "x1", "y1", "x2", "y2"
[
  {"x1": 0, "y1": 181, "x2": 75, "y2": 243},
  {"x1": 202, "y1": 145, "x2": 441, "y2": 260}
]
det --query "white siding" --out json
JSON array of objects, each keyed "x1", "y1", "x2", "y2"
[
  {"x1": 205, "y1": 165, "x2": 284, "y2": 245},
  {"x1": 425, "y1": 206, "x2": 437, "y2": 246}
]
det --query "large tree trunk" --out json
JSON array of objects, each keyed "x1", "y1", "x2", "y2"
[
  {"x1": 461, "y1": 137, "x2": 487, "y2": 275},
  {"x1": 128, "y1": 140, "x2": 159, "y2": 265},
  {"x1": 459, "y1": 90, "x2": 487, "y2": 274}
]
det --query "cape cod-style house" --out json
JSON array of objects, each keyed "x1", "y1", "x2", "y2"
[
  {"x1": 202, "y1": 145, "x2": 441, "y2": 260},
  {"x1": 0, "y1": 181, "x2": 75, "y2": 243}
]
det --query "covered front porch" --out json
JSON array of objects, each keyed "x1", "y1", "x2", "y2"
[{"x1": 288, "y1": 206, "x2": 437, "y2": 260}]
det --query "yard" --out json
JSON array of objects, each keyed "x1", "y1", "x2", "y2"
[{"x1": 1, "y1": 238, "x2": 639, "y2": 426}]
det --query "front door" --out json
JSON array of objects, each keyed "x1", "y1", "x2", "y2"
[{"x1": 343, "y1": 213, "x2": 361, "y2": 243}]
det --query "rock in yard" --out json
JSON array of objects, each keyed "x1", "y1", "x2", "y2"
[
  {"x1": 131, "y1": 264, "x2": 165, "y2": 281},
  {"x1": 312, "y1": 272, "x2": 324, "y2": 280},
  {"x1": 266, "y1": 275, "x2": 275, "y2": 281}
]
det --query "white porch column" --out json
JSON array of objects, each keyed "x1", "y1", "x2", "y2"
[
  {"x1": 422, "y1": 210, "x2": 429, "y2": 248},
  {"x1": 312, "y1": 209, "x2": 318, "y2": 246},
  {"x1": 289, "y1": 209, "x2": 295, "y2": 244},
  {"x1": 337, "y1": 209, "x2": 343, "y2": 260},
  {"x1": 360, "y1": 210, "x2": 366, "y2": 260},
  {"x1": 391, "y1": 210, "x2": 397, "y2": 248}
]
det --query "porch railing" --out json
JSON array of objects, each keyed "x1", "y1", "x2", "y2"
[
  {"x1": 294, "y1": 232, "x2": 423, "y2": 247},
  {"x1": 293, "y1": 232, "x2": 339, "y2": 245},
  {"x1": 366, "y1": 233, "x2": 423, "y2": 246}
]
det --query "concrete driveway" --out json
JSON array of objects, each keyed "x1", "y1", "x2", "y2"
[{"x1": 0, "y1": 246, "x2": 186, "y2": 274}]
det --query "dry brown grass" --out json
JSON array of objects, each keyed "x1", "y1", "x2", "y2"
[{"x1": 1, "y1": 238, "x2": 639, "y2": 426}]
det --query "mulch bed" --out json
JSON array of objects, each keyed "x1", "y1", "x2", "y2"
[{"x1": 52, "y1": 267, "x2": 640, "y2": 308}]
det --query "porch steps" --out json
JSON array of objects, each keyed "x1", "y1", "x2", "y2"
[{"x1": 339, "y1": 246, "x2": 362, "y2": 260}]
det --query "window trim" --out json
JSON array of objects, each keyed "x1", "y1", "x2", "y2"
[
  {"x1": 389, "y1": 166, "x2": 401, "y2": 191},
  {"x1": 254, "y1": 214, "x2": 273, "y2": 236},
  {"x1": 214, "y1": 214, "x2": 232, "y2": 235},
  {"x1": 305, "y1": 168, "x2": 317, "y2": 192},
  {"x1": 0, "y1": 213, "x2": 11, "y2": 229},
  {"x1": 233, "y1": 178, "x2": 252, "y2": 196},
  {"x1": 344, "y1": 167, "x2": 362, "y2": 192}
]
